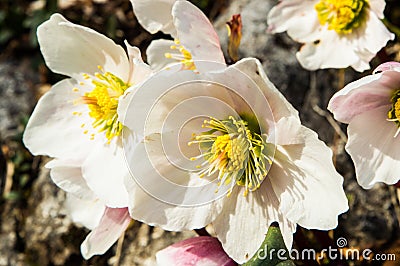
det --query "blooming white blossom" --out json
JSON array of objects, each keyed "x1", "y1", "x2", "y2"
[
  {"x1": 131, "y1": 0, "x2": 225, "y2": 71},
  {"x1": 121, "y1": 57, "x2": 348, "y2": 264},
  {"x1": 267, "y1": 0, "x2": 394, "y2": 72},
  {"x1": 23, "y1": 14, "x2": 151, "y2": 258},
  {"x1": 328, "y1": 61, "x2": 400, "y2": 188}
]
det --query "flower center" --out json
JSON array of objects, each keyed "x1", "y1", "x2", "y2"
[
  {"x1": 165, "y1": 39, "x2": 196, "y2": 71},
  {"x1": 189, "y1": 116, "x2": 273, "y2": 197},
  {"x1": 74, "y1": 67, "x2": 129, "y2": 143},
  {"x1": 315, "y1": 0, "x2": 368, "y2": 34},
  {"x1": 387, "y1": 89, "x2": 400, "y2": 137}
]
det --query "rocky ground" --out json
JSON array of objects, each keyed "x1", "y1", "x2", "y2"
[{"x1": 1, "y1": 0, "x2": 400, "y2": 265}]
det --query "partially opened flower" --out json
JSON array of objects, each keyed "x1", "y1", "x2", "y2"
[
  {"x1": 156, "y1": 236, "x2": 236, "y2": 266},
  {"x1": 131, "y1": 0, "x2": 225, "y2": 71},
  {"x1": 47, "y1": 158, "x2": 131, "y2": 258},
  {"x1": 120, "y1": 57, "x2": 348, "y2": 263},
  {"x1": 23, "y1": 14, "x2": 151, "y2": 258},
  {"x1": 328, "y1": 61, "x2": 400, "y2": 188},
  {"x1": 267, "y1": 0, "x2": 394, "y2": 72}
]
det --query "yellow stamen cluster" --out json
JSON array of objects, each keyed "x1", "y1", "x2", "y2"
[
  {"x1": 77, "y1": 67, "x2": 129, "y2": 143},
  {"x1": 189, "y1": 116, "x2": 273, "y2": 197},
  {"x1": 387, "y1": 89, "x2": 400, "y2": 137},
  {"x1": 315, "y1": 0, "x2": 368, "y2": 34},
  {"x1": 165, "y1": 39, "x2": 196, "y2": 71}
]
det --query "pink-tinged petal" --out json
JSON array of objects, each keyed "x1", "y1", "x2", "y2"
[
  {"x1": 346, "y1": 106, "x2": 400, "y2": 188},
  {"x1": 270, "y1": 126, "x2": 348, "y2": 230},
  {"x1": 23, "y1": 78, "x2": 98, "y2": 159},
  {"x1": 81, "y1": 207, "x2": 131, "y2": 259},
  {"x1": 213, "y1": 180, "x2": 296, "y2": 264},
  {"x1": 267, "y1": 0, "x2": 323, "y2": 43},
  {"x1": 156, "y1": 236, "x2": 236, "y2": 266},
  {"x1": 82, "y1": 141, "x2": 129, "y2": 208},
  {"x1": 65, "y1": 193, "x2": 105, "y2": 230},
  {"x1": 37, "y1": 14, "x2": 130, "y2": 81},
  {"x1": 328, "y1": 71, "x2": 400, "y2": 123},
  {"x1": 374, "y1": 62, "x2": 400, "y2": 73},
  {"x1": 172, "y1": 0, "x2": 225, "y2": 64},
  {"x1": 46, "y1": 159, "x2": 96, "y2": 201},
  {"x1": 130, "y1": 0, "x2": 176, "y2": 36}
]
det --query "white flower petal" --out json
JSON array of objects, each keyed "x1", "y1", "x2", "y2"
[
  {"x1": 267, "y1": 0, "x2": 323, "y2": 43},
  {"x1": 232, "y1": 58, "x2": 299, "y2": 122},
  {"x1": 23, "y1": 78, "x2": 97, "y2": 159},
  {"x1": 64, "y1": 193, "x2": 105, "y2": 230},
  {"x1": 172, "y1": 0, "x2": 225, "y2": 64},
  {"x1": 296, "y1": 31, "x2": 361, "y2": 71},
  {"x1": 346, "y1": 106, "x2": 400, "y2": 188},
  {"x1": 369, "y1": 0, "x2": 386, "y2": 18},
  {"x1": 37, "y1": 13, "x2": 130, "y2": 81},
  {"x1": 328, "y1": 71, "x2": 400, "y2": 123},
  {"x1": 121, "y1": 64, "x2": 249, "y2": 137},
  {"x1": 146, "y1": 39, "x2": 176, "y2": 71},
  {"x1": 124, "y1": 132, "x2": 227, "y2": 208},
  {"x1": 213, "y1": 180, "x2": 296, "y2": 264},
  {"x1": 355, "y1": 11, "x2": 394, "y2": 60},
  {"x1": 130, "y1": 0, "x2": 176, "y2": 36},
  {"x1": 124, "y1": 41, "x2": 153, "y2": 85},
  {"x1": 270, "y1": 126, "x2": 348, "y2": 230},
  {"x1": 124, "y1": 174, "x2": 225, "y2": 231},
  {"x1": 81, "y1": 207, "x2": 131, "y2": 259},
  {"x1": 82, "y1": 142, "x2": 129, "y2": 208},
  {"x1": 46, "y1": 159, "x2": 96, "y2": 201}
]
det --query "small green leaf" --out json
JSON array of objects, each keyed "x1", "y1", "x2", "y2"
[{"x1": 242, "y1": 224, "x2": 296, "y2": 266}]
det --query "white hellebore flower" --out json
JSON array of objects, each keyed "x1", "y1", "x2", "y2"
[
  {"x1": 120, "y1": 59, "x2": 348, "y2": 263},
  {"x1": 131, "y1": 0, "x2": 225, "y2": 71},
  {"x1": 267, "y1": 0, "x2": 394, "y2": 72},
  {"x1": 23, "y1": 14, "x2": 151, "y2": 258},
  {"x1": 328, "y1": 61, "x2": 400, "y2": 188}
]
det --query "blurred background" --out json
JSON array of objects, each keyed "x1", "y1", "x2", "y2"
[{"x1": 0, "y1": 0, "x2": 400, "y2": 265}]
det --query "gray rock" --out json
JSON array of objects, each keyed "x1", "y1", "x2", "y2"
[{"x1": 0, "y1": 60, "x2": 35, "y2": 140}]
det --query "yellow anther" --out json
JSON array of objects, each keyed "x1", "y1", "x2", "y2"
[
  {"x1": 190, "y1": 116, "x2": 273, "y2": 197},
  {"x1": 77, "y1": 71, "x2": 129, "y2": 143},
  {"x1": 388, "y1": 89, "x2": 400, "y2": 138},
  {"x1": 315, "y1": 0, "x2": 368, "y2": 34},
  {"x1": 164, "y1": 39, "x2": 196, "y2": 71}
]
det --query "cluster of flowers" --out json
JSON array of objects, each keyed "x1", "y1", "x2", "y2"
[{"x1": 23, "y1": 0, "x2": 399, "y2": 264}]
